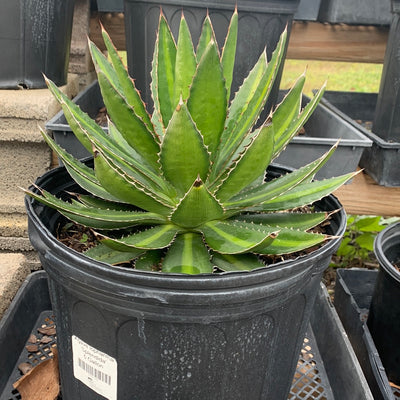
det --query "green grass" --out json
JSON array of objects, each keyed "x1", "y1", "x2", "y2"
[{"x1": 280, "y1": 59, "x2": 383, "y2": 96}]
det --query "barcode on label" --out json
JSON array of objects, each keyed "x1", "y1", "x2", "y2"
[
  {"x1": 78, "y1": 357, "x2": 112, "y2": 385},
  {"x1": 72, "y1": 335, "x2": 117, "y2": 400}
]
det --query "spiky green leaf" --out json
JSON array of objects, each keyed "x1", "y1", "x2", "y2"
[
  {"x1": 25, "y1": 188, "x2": 166, "y2": 230},
  {"x1": 255, "y1": 229, "x2": 328, "y2": 255},
  {"x1": 135, "y1": 250, "x2": 163, "y2": 271},
  {"x1": 196, "y1": 15, "x2": 216, "y2": 62},
  {"x1": 211, "y1": 29, "x2": 287, "y2": 179},
  {"x1": 212, "y1": 252, "x2": 264, "y2": 272},
  {"x1": 99, "y1": 224, "x2": 179, "y2": 251},
  {"x1": 160, "y1": 100, "x2": 210, "y2": 196},
  {"x1": 153, "y1": 13, "x2": 177, "y2": 126},
  {"x1": 163, "y1": 232, "x2": 212, "y2": 274},
  {"x1": 84, "y1": 243, "x2": 144, "y2": 265},
  {"x1": 171, "y1": 178, "x2": 224, "y2": 228},
  {"x1": 252, "y1": 172, "x2": 357, "y2": 212},
  {"x1": 188, "y1": 40, "x2": 227, "y2": 156},
  {"x1": 201, "y1": 220, "x2": 277, "y2": 254},
  {"x1": 221, "y1": 8, "x2": 238, "y2": 102},
  {"x1": 271, "y1": 73, "x2": 304, "y2": 150},
  {"x1": 174, "y1": 14, "x2": 196, "y2": 105},
  {"x1": 100, "y1": 28, "x2": 154, "y2": 136},
  {"x1": 273, "y1": 84, "x2": 326, "y2": 159},
  {"x1": 96, "y1": 71, "x2": 160, "y2": 168},
  {"x1": 225, "y1": 144, "x2": 338, "y2": 209},
  {"x1": 215, "y1": 123, "x2": 274, "y2": 201},
  {"x1": 234, "y1": 211, "x2": 330, "y2": 231},
  {"x1": 94, "y1": 151, "x2": 173, "y2": 215}
]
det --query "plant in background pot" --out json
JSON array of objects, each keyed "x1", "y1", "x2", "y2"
[
  {"x1": 367, "y1": 222, "x2": 400, "y2": 386},
  {"x1": 25, "y1": 9, "x2": 354, "y2": 400}
]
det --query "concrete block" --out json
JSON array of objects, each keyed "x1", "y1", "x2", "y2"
[
  {"x1": 0, "y1": 140, "x2": 51, "y2": 215},
  {"x1": 0, "y1": 76, "x2": 79, "y2": 121},
  {"x1": 0, "y1": 253, "x2": 35, "y2": 318}
]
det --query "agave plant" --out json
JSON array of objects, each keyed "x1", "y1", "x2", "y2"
[{"x1": 26, "y1": 10, "x2": 354, "y2": 274}]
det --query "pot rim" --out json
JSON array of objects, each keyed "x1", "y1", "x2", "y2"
[
  {"x1": 374, "y1": 222, "x2": 400, "y2": 283},
  {"x1": 25, "y1": 162, "x2": 346, "y2": 289}
]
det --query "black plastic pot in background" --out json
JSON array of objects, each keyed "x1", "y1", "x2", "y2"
[
  {"x1": 367, "y1": 222, "x2": 400, "y2": 386},
  {"x1": 124, "y1": 0, "x2": 300, "y2": 116},
  {"x1": 95, "y1": 0, "x2": 124, "y2": 12},
  {"x1": 373, "y1": 12, "x2": 400, "y2": 142},
  {"x1": 0, "y1": 0, "x2": 74, "y2": 89},
  {"x1": 317, "y1": 0, "x2": 392, "y2": 25},
  {"x1": 319, "y1": 91, "x2": 400, "y2": 187},
  {"x1": 26, "y1": 161, "x2": 346, "y2": 400},
  {"x1": 274, "y1": 90, "x2": 371, "y2": 181}
]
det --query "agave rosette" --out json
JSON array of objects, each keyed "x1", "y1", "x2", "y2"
[{"x1": 26, "y1": 10, "x2": 354, "y2": 274}]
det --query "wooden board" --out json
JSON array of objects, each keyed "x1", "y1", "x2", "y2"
[
  {"x1": 334, "y1": 170, "x2": 400, "y2": 216},
  {"x1": 88, "y1": 13, "x2": 389, "y2": 63},
  {"x1": 287, "y1": 21, "x2": 389, "y2": 63}
]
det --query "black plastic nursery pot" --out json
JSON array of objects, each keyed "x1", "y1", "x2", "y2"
[
  {"x1": 0, "y1": 0, "x2": 75, "y2": 89},
  {"x1": 320, "y1": 91, "x2": 400, "y2": 187},
  {"x1": 334, "y1": 269, "x2": 396, "y2": 400},
  {"x1": 367, "y1": 223, "x2": 400, "y2": 386},
  {"x1": 0, "y1": 272, "x2": 374, "y2": 400},
  {"x1": 275, "y1": 91, "x2": 372, "y2": 181},
  {"x1": 317, "y1": 0, "x2": 392, "y2": 25},
  {"x1": 95, "y1": 0, "x2": 124, "y2": 12},
  {"x1": 372, "y1": 13, "x2": 400, "y2": 143},
  {"x1": 124, "y1": 0, "x2": 300, "y2": 115},
  {"x1": 25, "y1": 161, "x2": 346, "y2": 400}
]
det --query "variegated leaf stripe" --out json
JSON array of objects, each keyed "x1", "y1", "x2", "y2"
[
  {"x1": 91, "y1": 134, "x2": 176, "y2": 204},
  {"x1": 271, "y1": 73, "x2": 305, "y2": 147},
  {"x1": 211, "y1": 29, "x2": 287, "y2": 180},
  {"x1": 46, "y1": 77, "x2": 169, "y2": 198},
  {"x1": 163, "y1": 232, "x2": 213, "y2": 274},
  {"x1": 84, "y1": 243, "x2": 144, "y2": 265},
  {"x1": 249, "y1": 172, "x2": 356, "y2": 212},
  {"x1": 40, "y1": 130, "x2": 123, "y2": 203},
  {"x1": 89, "y1": 38, "x2": 159, "y2": 153},
  {"x1": 171, "y1": 178, "x2": 224, "y2": 228},
  {"x1": 174, "y1": 15, "x2": 196, "y2": 105},
  {"x1": 224, "y1": 143, "x2": 338, "y2": 208},
  {"x1": 220, "y1": 8, "x2": 238, "y2": 103},
  {"x1": 187, "y1": 40, "x2": 227, "y2": 156},
  {"x1": 212, "y1": 252, "x2": 264, "y2": 272},
  {"x1": 153, "y1": 13, "x2": 177, "y2": 126},
  {"x1": 93, "y1": 151, "x2": 173, "y2": 216},
  {"x1": 160, "y1": 100, "x2": 210, "y2": 196},
  {"x1": 215, "y1": 123, "x2": 274, "y2": 201},
  {"x1": 99, "y1": 224, "x2": 179, "y2": 251},
  {"x1": 196, "y1": 14, "x2": 216, "y2": 62},
  {"x1": 201, "y1": 220, "x2": 278, "y2": 254},
  {"x1": 255, "y1": 228, "x2": 328, "y2": 255},
  {"x1": 96, "y1": 71, "x2": 160, "y2": 168},
  {"x1": 100, "y1": 27, "x2": 155, "y2": 137},
  {"x1": 25, "y1": 188, "x2": 166, "y2": 230},
  {"x1": 233, "y1": 211, "x2": 330, "y2": 231},
  {"x1": 272, "y1": 84, "x2": 326, "y2": 159}
]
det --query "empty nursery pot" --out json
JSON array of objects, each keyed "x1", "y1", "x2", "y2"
[
  {"x1": 367, "y1": 222, "x2": 400, "y2": 386},
  {"x1": 25, "y1": 161, "x2": 346, "y2": 400},
  {"x1": 0, "y1": 0, "x2": 74, "y2": 89}
]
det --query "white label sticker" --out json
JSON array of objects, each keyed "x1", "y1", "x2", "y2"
[{"x1": 72, "y1": 335, "x2": 117, "y2": 400}]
